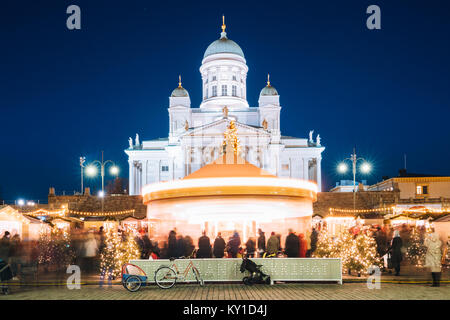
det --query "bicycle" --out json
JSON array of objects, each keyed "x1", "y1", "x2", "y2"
[{"x1": 154, "y1": 255, "x2": 204, "y2": 289}]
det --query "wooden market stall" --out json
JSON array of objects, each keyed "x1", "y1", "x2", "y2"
[
  {"x1": 0, "y1": 205, "x2": 51, "y2": 241},
  {"x1": 433, "y1": 214, "x2": 450, "y2": 243}
]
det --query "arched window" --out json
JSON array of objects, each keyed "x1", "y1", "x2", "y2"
[
  {"x1": 222, "y1": 85, "x2": 227, "y2": 96},
  {"x1": 232, "y1": 85, "x2": 237, "y2": 97}
]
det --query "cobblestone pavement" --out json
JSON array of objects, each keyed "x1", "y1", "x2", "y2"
[{"x1": 1, "y1": 282, "x2": 448, "y2": 300}]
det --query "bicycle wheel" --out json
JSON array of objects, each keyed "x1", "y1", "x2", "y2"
[
  {"x1": 192, "y1": 267, "x2": 204, "y2": 287},
  {"x1": 123, "y1": 275, "x2": 142, "y2": 292},
  {"x1": 154, "y1": 267, "x2": 177, "y2": 289}
]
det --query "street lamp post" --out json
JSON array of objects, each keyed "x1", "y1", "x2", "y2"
[
  {"x1": 85, "y1": 151, "x2": 119, "y2": 213},
  {"x1": 80, "y1": 156, "x2": 86, "y2": 194},
  {"x1": 338, "y1": 147, "x2": 371, "y2": 210}
]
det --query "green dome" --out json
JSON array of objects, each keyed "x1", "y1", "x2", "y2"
[
  {"x1": 171, "y1": 86, "x2": 189, "y2": 97},
  {"x1": 204, "y1": 32, "x2": 245, "y2": 59},
  {"x1": 260, "y1": 85, "x2": 278, "y2": 96}
]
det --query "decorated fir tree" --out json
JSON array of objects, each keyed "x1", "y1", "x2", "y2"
[
  {"x1": 117, "y1": 232, "x2": 141, "y2": 269},
  {"x1": 312, "y1": 231, "x2": 340, "y2": 258},
  {"x1": 99, "y1": 230, "x2": 122, "y2": 278},
  {"x1": 38, "y1": 226, "x2": 75, "y2": 272},
  {"x1": 347, "y1": 232, "x2": 380, "y2": 274},
  {"x1": 313, "y1": 229, "x2": 380, "y2": 275},
  {"x1": 406, "y1": 230, "x2": 427, "y2": 267},
  {"x1": 37, "y1": 229, "x2": 52, "y2": 268},
  {"x1": 99, "y1": 230, "x2": 141, "y2": 278}
]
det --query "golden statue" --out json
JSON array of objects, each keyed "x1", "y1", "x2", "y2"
[
  {"x1": 262, "y1": 118, "x2": 268, "y2": 130},
  {"x1": 222, "y1": 120, "x2": 241, "y2": 155},
  {"x1": 222, "y1": 106, "x2": 229, "y2": 118},
  {"x1": 185, "y1": 120, "x2": 189, "y2": 131}
]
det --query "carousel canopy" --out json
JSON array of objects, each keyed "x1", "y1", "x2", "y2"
[{"x1": 142, "y1": 154, "x2": 317, "y2": 202}]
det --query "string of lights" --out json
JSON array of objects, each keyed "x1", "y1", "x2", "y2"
[
  {"x1": 22, "y1": 208, "x2": 66, "y2": 217},
  {"x1": 68, "y1": 209, "x2": 135, "y2": 216},
  {"x1": 328, "y1": 207, "x2": 394, "y2": 214}
]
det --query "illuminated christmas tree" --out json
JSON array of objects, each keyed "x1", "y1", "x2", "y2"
[
  {"x1": 347, "y1": 232, "x2": 380, "y2": 274},
  {"x1": 38, "y1": 226, "x2": 75, "y2": 272},
  {"x1": 406, "y1": 230, "x2": 427, "y2": 267},
  {"x1": 99, "y1": 230, "x2": 141, "y2": 278},
  {"x1": 314, "y1": 230, "x2": 380, "y2": 275},
  {"x1": 117, "y1": 231, "x2": 141, "y2": 270},
  {"x1": 38, "y1": 229, "x2": 52, "y2": 267},
  {"x1": 100, "y1": 230, "x2": 122, "y2": 278}
]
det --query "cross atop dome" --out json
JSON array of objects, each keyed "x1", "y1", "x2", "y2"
[
  {"x1": 260, "y1": 73, "x2": 278, "y2": 96},
  {"x1": 170, "y1": 74, "x2": 189, "y2": 98},
  {"x1": 220, "y1": 15, "x2": 227, "y2": 39},
  {"x1": 222, "y1": 15, "x2": 226, "y2": 33}
]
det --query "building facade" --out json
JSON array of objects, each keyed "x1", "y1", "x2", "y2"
[{"x1": 125, "y1": 19, "x2": 325, "y2": 195}]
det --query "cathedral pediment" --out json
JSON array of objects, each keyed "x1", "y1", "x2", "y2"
[{"x1": 182, "y1": 118, "x2": 270, "y2": 138}]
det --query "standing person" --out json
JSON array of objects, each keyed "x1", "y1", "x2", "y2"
[
  {"x1": 267, "y1": 232, "x2": 279, "y2": 256},
  {"x1": 424, "y1": 231, "x2": 443, "y2": 287},
  {"x1": 310, "y1": 228, "x2": 318, "y2": 254},
  {"x1": 276, "y1": 234, "x2": 282, "y2": 253},
  {"x1": 0, "y1": 231, "x2": 11, "y2": 261},
  {"x1": 213, "y1": 232, "x2": 226, "y2": 258},
  {"x1": 389, "y1": 230, "x2": 403, "y2": 276},
  {"x1": 184, "y1": 236, "x2": 195, "y2": 258},
  {"x1": 175, "y1": 234, "x2": 187, "y2": 258},
  {"x1": 134, "y1": 232, "x2": 145, "y2": 259},
  {"x1": 98, "y1": 226, "x2": 106, "y2": 256},
  {"x1": 9, "y1": 234, "x2": 22, "y2": 279},
  {"x1": 375, "y1": 227, "x2": 388, "y2": 259},
  {"x1": 150, "y1": 240, "x2": 161, "y2": 259},
  {"x1": 285, "y1": 229, "x2": 299, "y2": 258},
  {"x1": 142, "y1": 232, "x2": 152, "y2": 259},
  {"x1": 305, "y1": 229, "x2": 312, "y2": 257},
  {"x1": 227, "y1": 231, "x2": 241, "y2": 258},
  {"x1": 298, "y1": 233, "x2": 307, "y2": 258},
  {"x1": 245, "y1": 237, "x2": 256, "y2": 258},
  {"x1": 167, "y1": 230, "x2": 177, "y2": 259},
  {"x1": 83, "y1": 231, "x2": 98, "y2": 274},
  {"x1": 197, "y1": 231, "x2": 212, "y2": 258},
  {"x1": 257, "y1": 229, "x2": 266, "y2": 258}
]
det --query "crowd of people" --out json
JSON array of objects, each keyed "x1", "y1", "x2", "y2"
[
  {"x1": 0, "y1": 222, "x2": 448, "y2": 287},
  {"x1": 154, "y1": 228, "x2": 320, "y2": 260}
]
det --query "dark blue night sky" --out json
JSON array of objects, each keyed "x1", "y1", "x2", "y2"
[{"x1": 1, "y1": 0, "x2": 449, "y2": 202}]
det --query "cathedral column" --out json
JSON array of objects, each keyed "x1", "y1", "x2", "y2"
[
  {"x1": 134, "y1": 161, "x2": 142, "y2": 195},
  {"x1": 303, "y1": 158, "x2": 309, "y2": 181},
  {"x1": 169, "y1": 157, "x2": 175, "y2": 180},
  {"x1": 316, "y1": 157, "x2": 322, "y2": 192},
  {"x1": 143, "y1": 160, "x2": 148, "y2": 187},
  {"x1": 128, "y1": 160, "x2": 134, "y2": 195}
]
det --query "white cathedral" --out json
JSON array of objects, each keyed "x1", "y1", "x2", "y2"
[{"x1": 125, "y1": 18, "x2": 325, "y2": 195}]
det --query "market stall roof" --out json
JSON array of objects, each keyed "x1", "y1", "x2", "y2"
[
  {"x1": 120, "y1": 215, "x2": 146, "y2": 222},
  {"x1": 0, "y1": 205, "x2": 33, "y2": 224},
  {"x1": 389, "y1": 214, "x2": 419, "y2": 221},
  {"x1": 433, "y1": 213, "x2": 450, "y2": 223}
]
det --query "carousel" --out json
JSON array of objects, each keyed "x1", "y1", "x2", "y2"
[{"x1": 142, "y1": 121, "x2": 318, "y2": 243}]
